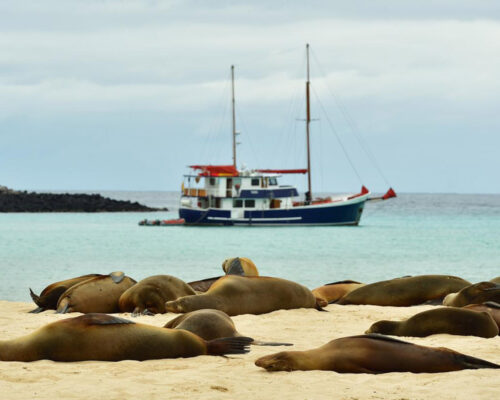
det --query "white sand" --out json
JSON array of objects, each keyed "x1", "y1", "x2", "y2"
[{"x1": 0, "y1": 300, "x2": 499, "y2": 400}]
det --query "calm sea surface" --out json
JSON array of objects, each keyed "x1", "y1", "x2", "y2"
[{"x1": 1, "y1": 192, "x2": 499, "y2": 302}]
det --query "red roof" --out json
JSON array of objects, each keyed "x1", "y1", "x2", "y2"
[{"x1": 189, "y1": 165, "x2": 239, "y2": 177}]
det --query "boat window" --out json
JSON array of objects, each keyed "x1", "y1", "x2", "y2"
[
  {"x1": 209, "y1": 178, "x2": 217, "y2": 186},
  {"x1": 251, "y1": 178, "x2": 260, "y2": 186},
  {"x1": 245, "y1": 199, "x2": 255, "y2": 208},
  {"x1": 233, "y1": 199, "x2": 243, "y2": 208},
  {"x1": 269, "y1": 177, "x2": 278, "y2": 186}
]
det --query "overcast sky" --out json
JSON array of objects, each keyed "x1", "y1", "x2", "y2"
[{"x1": 1, "y1": 0, "x2": 499, "y2": 194}]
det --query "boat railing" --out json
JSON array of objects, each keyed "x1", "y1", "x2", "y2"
[{"x1": 183, "y1": 188, "x2": 208, "y2": 197}]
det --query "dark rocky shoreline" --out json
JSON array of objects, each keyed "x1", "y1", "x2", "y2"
[{"x1": 0, "y1": 186, "x2": 167, "y2": 212}]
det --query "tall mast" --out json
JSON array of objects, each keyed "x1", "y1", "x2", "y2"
[
  {"x1": 231, "y1": 65, "x2": 237, "y2": 169},
  {"x1": 305, "y1": 44, "x2": 312, "y2": 203}
]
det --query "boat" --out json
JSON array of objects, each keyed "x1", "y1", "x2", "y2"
[{"x1": 177, "y1": 45, "x2": 395, "y2": 226}]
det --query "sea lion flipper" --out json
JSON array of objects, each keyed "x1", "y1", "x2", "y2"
[
  {"x1": 206, "y1": 336, "x2": 253, "y2": 355},
  {"x1": 57, "y1": 303, "x2": 69, "y2": 314},
  {"x1": 142, "y1": 309, "x2": 155, "y2": 316},
  {"x1": 110, "y1": 271, "x2": 125, "y2": 284},
  {"x1": 226, "y1": 258, "x2": 244, "y2": 276},
  {"x1": 28, "y1": 307, "x2": 45, "y2": 314},
  {"x1": 452, "y1": 352, "x2": 500, "y2": 369},
  {"x1": 484, "y1": 301, "x2": 500, "y2": 309},
  {"x1": 29, "y1": 288, "x2": 41, "y2": 306},
  {"x1": 251, "y1": 341, "x2": 294, "y2": 346}
]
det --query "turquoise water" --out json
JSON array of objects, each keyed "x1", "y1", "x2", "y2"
[{"x1": 1, "y1": 192, "x2": 499, "y2": 302}]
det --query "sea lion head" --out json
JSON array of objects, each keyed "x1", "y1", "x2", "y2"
[
  {"x1": 255, "y1": 352, "x2": 297, "y2": 372},
  {"x1": 222, "y1": 257, "x2": 259, "y2": 277},
  {"x1": 365, "y1": 320, "x2": 399, "y2": 335},
  {"x1": 165, "y1": 298, "x2": 188, "y2": 313},
  {"x1": 443, "y1": 292, "x2": 458, "y2": 306}
]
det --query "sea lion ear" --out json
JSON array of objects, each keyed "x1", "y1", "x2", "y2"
[
  {"x1": 226, "y1": 257, "x2": 244, "y2": 275},
  {"x1": 110, "y1": 271, "x2": 125, "y2": 284}
]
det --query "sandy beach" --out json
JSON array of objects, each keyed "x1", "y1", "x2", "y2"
[{"x1": 0, "y1": 301, "x2": 498, "y2": 400}]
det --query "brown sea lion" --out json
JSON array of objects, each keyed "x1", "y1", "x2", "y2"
[
  {"x1": 222, "y1": 257, "x2": 259, "y2": 277},
  {"x1": 164, "y1": 309, "x2": 292, "y2": 346},
  {"x1": 118, "y1": 275, "x2": 196, "y2": 315},
  {"x1": 337, "y1": 275, "x2": 471, "y2": 306},
  {"x1": 254, "y1": 334, "x2": 500, "y2": 373},
  {"x1": 165, "y1": 275, "x2": 325, "y2": 316},
  {"x1": 463, "y1": 302, "x2": 500, "y2": 330},
  {"x1": 188, "y1": 276, "x2": 222, "y2": 293},
  {"x1": 365, "y1": 307, "x2": 499, "y2": 338},
  {"x1": 312, "y1": 280, "x2": 364, "y2": 304},
  {"x1": 29, "y1": 274, "x2": 102, "y2": 313},
  {"x1": 491, "y1": 276, "x2": 500, "y2": 284},
  {"x1": 443, "y1": 281, "x2": 500, "y2": 307},
  {"x1": 0, "y1": 313, "x2": 252, "y2": 361},
  {"x1": 56, "y1": 272, "x2": 136, "y2": 314}
]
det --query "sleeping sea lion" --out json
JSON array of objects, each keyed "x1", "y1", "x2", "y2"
[
  {"x1": 56, "y1": 272, "x2": 136, "y2": 314},
  {"x1": 463, "y1": 302, "x2": 500, "y2": 330},
  {"x1": 118, "y1": 275, "x2": 196, "y2": 315},
  {"x1": 312, "y1": 280, "x2": 364, "y2": 304},
  {"x1": 222, "y1": 257, "x2": 259, "y2": 277},
  {"x1": 164, "y1": 309, "x2": 292, "y2": 346},
  {"x1": 0, "y1": 313, "x2": 252, "y2": 361},
  {"x1": 337, "y1": 275, "x2": 471, "y2": 306},
  {"x1": 165, "y1": 275, "x2": 325, "y2": 316},
  {"x1": 365, "y1": 307, "x2": 499, "y2": 338},
  {"x1": 255, "y1": 334, "x2": 500, "y2": 373},
  {"x1": 443, "y1": 281, "x2": 500, "y2": 307},
  {"x1": 490, "y1": 277, "x2": 500, "y2": 284},
  {"x1": 29, "y1": 274, "x2": 102, "y2": 313}
]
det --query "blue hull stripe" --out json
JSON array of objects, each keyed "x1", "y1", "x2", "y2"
[{"x1": 179, "y1": 198, "x2": 366, "y2": 226}]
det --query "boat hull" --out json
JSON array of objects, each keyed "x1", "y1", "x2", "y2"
[{"x1": 179, "y1": 196, "x2": 367, "y2": 226}]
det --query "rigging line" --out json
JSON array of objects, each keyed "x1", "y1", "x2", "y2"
[
  {"x1": 310, "y1": 48, "x2": 392, "y2": 188},
  {"x1": 311, "y1": 85, "x2": 364, "y2": 185},
  {"x1": 235, "y1": 107, "x2": 262, "y2": 168}
]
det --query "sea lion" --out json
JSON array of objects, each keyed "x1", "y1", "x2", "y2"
[
  {"x1": 188, "y1": 276, "x2": 222, "y2": 293},
  {"x1": 164, "y1": 309, "x2": 292, "y2": 346},
  {"x1": 464, "y1": 302, "x2": 500, "y2": 331},
  {"x1": 56, "y1": 272, "x2": 136, "y2": 314},
  {"x1": 222, "y1": 257, "x2": 259, "y2": 277},
  {"x1": 165, "y1": 275, "x2": 325, "y2": 316},
  {"x1": 491, "y1": 277, "x2": 500, "y2": 284},
  {"x1": 254, "y1": 334, "x2": 500, "y2": 373},
  {"x1": 118, "y1": 275, "x2": 196, "y2": 315},
  {"x1": 337, "y1": 275, "x2": 471, "y2": 306},
  {"x1": 0, "y1": 313, "x2": 252, "y2": 361},
  {"x1": 312, "y1": 280, "x2": 364, "y2": 304},
  {"x1": 29, "y1": 273, "x2": 102, "y2": 313},
  {"x1": 365, "y1": 307, "x2": 499, "y2": 338},
  {"x1": 443, "y1": 281, "x2": 500, "y2": 307}
]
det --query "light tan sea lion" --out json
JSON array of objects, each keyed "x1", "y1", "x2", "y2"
[
  {"x1": 463, "y1": 302, "x2": 500, "y2": 331},
  {"x1": 222, "y1": 257, "x2": 259, "y2": 276},
  {"x1": 491, "y1": 277, "x2": 500, "y2": 284},
  {"x1": 254, "y1": 334, "x2": 500, "y2": 373},
  {"x1": 337, "y1": 275, "x2": 471, "y2": 306},
  {"x1": 0, "y1": 313, "x2": 252, "y2": 361},
  {"x1": 365, "y1": 307, "x2": 499, "y2": 338},
  {"x1": 312, "y1": 280, "x2": 364, "y2": 304},
  {"x1": 165, "y1": 275, "x2": 325, "y2": 316},
  {"x1": 443, "y1": 281, "x2": 500, "y2": 307},
  {"x1": 164, "y1": 309, "x2": 292, "y2": 346},
  {"x1": 29, "y1": 274, "x2": 102, "y2": 313},
  {"x1": 56, "y1": 272, "x2": 136, "y2": 314},
  {"x1": 118, "y1": 275, "x2": 196, "y2": 315}
]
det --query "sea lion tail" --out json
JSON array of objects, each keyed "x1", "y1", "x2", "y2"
[
  {"x1": 29, "y1": 288, "x2": 41, "y2": 307},
  {"x1": 206, "y1": 336, "x2": 253, "y2": 356},
  {"x1": 454, "y1": 353, "x2": 500, "y2": 370}
]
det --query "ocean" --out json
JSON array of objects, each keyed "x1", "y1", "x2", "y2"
[{"x1": 1, "y1": 192, "x2": 498, "y2": 302}]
